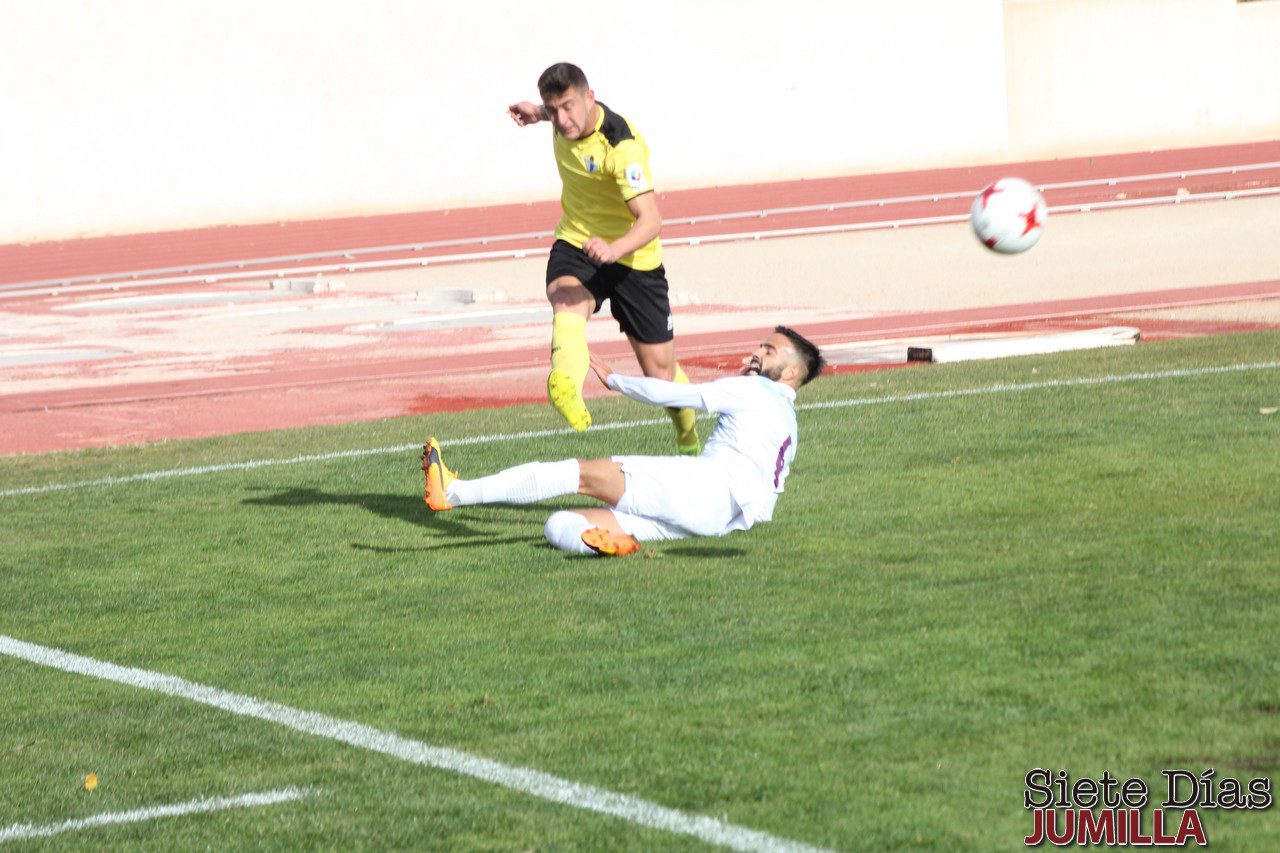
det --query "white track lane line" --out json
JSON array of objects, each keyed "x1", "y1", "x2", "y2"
[
  {"x1": 0, "y1": 636, "x2": 828, "y2": 853},
  {"x1": 8, "y1": 160, "x2": 1278, "y2": 292},
  {"x1": 2, "y1": 360, "x2": 1278, "y2": 500},
  {"x1": 5, "y1": 186, "x2": 1279, "y2": 302},
  {"x1": 0, "y1": 787, "x2": 316, "y2": 844}
]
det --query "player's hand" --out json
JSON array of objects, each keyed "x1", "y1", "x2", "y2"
[
  {"x1": 507, "y1": 101, "x2": 542, "y2": 127},
  {"x1": 589, "y1": 351, "x2": 617, "y2": 388},
  {"x1": 583, "y1": 237, "x2": 617, "y2": 265}
]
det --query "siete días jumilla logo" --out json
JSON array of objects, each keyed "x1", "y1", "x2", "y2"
[{"x1": 1022, "y1": 767, "x2": 1272, "y2": 847}]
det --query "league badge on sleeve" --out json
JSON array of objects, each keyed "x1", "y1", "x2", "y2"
[{"x1": 625, "y1": 163, "x2": 649, "y2": 192}]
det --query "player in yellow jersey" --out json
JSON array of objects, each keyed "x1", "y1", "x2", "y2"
[{"x1": 508, "y1": 62, "x2": 700, "y2": 455}]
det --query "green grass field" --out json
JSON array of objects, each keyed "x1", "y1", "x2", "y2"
[{"x1": 2, "y1": 331, "x2": 1279, "y2": 849}]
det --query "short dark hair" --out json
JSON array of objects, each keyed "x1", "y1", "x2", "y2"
[
  {"x1": 538, "y1": 63, "x2": 589, "y2": 99},
  {"x1": 775, "y1": 326, "x2": 825, "y2": 385}
]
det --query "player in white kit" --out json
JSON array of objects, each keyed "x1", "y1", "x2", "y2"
[{"x1": 421, "y1": 327, "x2": 824, "y2": 556}]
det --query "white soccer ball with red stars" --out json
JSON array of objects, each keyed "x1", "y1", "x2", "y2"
[{"x1": 969, "y1": 177, "x2": 1047, "y2": 254}]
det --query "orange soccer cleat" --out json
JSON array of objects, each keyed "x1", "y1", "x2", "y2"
[
  {"x1": 581, "y1": 527, "x2": 642, "y2": 557},
  {"x1": 420, "y1": 438, "x2": 458, "y2": 511}
]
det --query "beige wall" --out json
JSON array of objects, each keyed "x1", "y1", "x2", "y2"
[
  {"x1": 1, "y1": 0, "x2": 1276, "y2": 244},
  {"x1": 1005, "y1": 0, "x2": 1280, "y2": 157},
  {"x1": 1237, "y1": 0, "x2": 1280, "y2": 135},
  {"x1": 1005, "y1": 0, "x2": 1230, "y2": 155}
]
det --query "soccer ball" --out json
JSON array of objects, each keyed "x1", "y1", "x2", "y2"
[{"x1": 969, "y1": 177, "x2": 1047, "y2": 254}]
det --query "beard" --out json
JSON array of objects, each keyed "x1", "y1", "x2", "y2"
[{"x1": 743, "y1": 357, "x2": 783, "y2": 381}]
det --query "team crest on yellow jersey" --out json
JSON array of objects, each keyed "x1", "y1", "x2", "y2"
[{"x1": 584, "y1": 154, "x2": 598, "y2": 174}]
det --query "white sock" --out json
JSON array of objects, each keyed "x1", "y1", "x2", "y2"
[
  {"x1": 543, "y1": 511, "x2": 596, "y2": 555},
  {"x1": 446, "y1": 459, "x2": 580, "y2": 506}
]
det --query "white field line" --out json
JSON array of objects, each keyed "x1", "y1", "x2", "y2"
[
  {"x1": 4, "y1": 360, "x2": 1278, "y2": 501},
  {"x1": 800, "y1": 360, "x2": 1280, "y2": 411},
  {"x1": 5, "y1": 186, "x2": 1280, "y2": 303},
  {"x1": 0, "y1": 419, "x2": 668, "y2": 498},
  {"x1": 0, "y1": 787, "x2": 316, "y2": 844},
  {"x1": 0, "y1": 637, "x2": 827, "y2": 853},
  {"x1": 7, "y1": 160, "x2": 1278, "y2": 293}
]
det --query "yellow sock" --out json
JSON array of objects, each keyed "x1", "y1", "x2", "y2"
[
  {"x1": 550, "y1": 312, "x2": 589, "y2": 391},
  {"x1": 667, "y1": 363, "x2": 700, "y2": 454}
]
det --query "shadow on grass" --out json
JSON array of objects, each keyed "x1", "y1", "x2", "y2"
[
  {"x1": 243, "y1": 489, "x2": 743, "y2": 561},
  {"x1": 660, "y1": 545, "x2": 748, "y2": 559},
  {"x1": 244, "y1": 486, "x2": 454, "y2": 529},
  {"x1": 351, "y1": 538, "x2": 544, "y2": 554},
  {"x1": 243, "y1": 487, "x2": 564, "y2": 538}
]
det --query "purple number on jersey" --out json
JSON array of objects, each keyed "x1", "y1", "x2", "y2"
[{"x1": 773, "y1": 436, "x2": 793, "y2": 487}]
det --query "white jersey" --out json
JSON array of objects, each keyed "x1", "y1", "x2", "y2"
[{"x1": 606, "y1": 373, "x2": 799, "y2": 528}]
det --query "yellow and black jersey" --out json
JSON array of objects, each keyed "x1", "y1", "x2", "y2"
[{"x1": 552, "y1": 102, "x2": 661, "y2": 271}]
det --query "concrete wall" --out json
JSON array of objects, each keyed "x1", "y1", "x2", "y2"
[{"x1": 1, "y1": 0, "x2": 1276, "y2": 243}]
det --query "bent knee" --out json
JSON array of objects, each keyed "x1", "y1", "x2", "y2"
[
  {"x1": 544, "y1": 511, "x2": 594, "y2": 555},
  {"x1": 644, "y1": 361, "x2": 676, "y2": 380},
  {"x1": 547, "y1": 278, "x2": 593, "y2": 312},
  {"x1": 632, "y1": 348, "x2": 676, "y2": 379}
]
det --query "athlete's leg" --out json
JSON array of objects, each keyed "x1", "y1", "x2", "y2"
[
  {"x1": 543, "y1": 510, "x2": 597, "y2": 555},
  {"x1": 628, "y1": 337, "x2": 675, "y2": 380},
  {"x1": 553, "y1": 507, "x2": 629, "y2": 537},
  {"x1": 611, "y1": 455, "x2": 739, "y2": 538},
  {"x1": 544, "y1": 508, "x2": 639, "y2": 556},
  {"x1": 445, "y1": 455, "x2": 623, "y2": 507},
  {"x1": 547, "y1": 275, "x2": 595, "y2": 431},
  {"x1": 544, "y1": 507, "x2": 688, "y2": 556},
  {"x1": 447, "y1": 458, "x2": 581, "y2": 506},
  {"x1": 537, "y1": 456, "x2": 702, "y2": 556},
  {"x1": 547, "y1": 276, "x2": 593, "y2": 316},
  {"x1": 628, "y1": 336, "x2": 700, "y2": 455},
  {"x1": 547, "y1": 276, "x2": 593, "y2": 376},
  {"x1": 576, "y1": 457, "x2": 626, "y2": 505}
]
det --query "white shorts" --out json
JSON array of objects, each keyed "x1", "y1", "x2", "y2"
[{"x1": 610, "y1": 455, "x2": 745, "y2": 540}]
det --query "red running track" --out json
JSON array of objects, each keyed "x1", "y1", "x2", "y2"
[
  {"x1": 3, "y1": 142, "x2": 1279, "y2": 454},
  {"x1": 3, "y1": 279, "x2": 1278, "y2": 455},
  {"x1": 3, "y1": 140, "x2": 1279, "y2": 289}
]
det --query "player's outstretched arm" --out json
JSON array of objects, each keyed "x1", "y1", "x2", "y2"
[
  {"x1": 590, "y1": 353, "x2": 705, "y2": 411},
  {"x1": 611, "y1": 374, "x2": 705, "y2": 410},
  {"x1": 507, "y1": 101, "x2": 545, "y2": 127}
]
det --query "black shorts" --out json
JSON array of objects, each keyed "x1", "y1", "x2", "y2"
[{"x1": 545, "y1": 240, "x2": 673, "y2": 344}]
